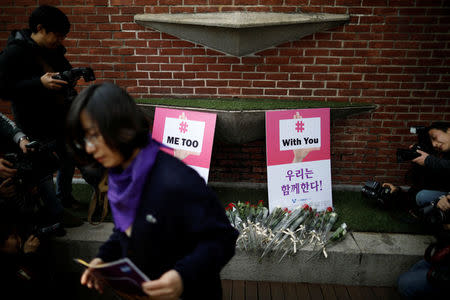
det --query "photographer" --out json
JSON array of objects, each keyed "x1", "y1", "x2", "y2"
[
  {"x1": 411, "y1": 122, "x2": 450, "y2": 207},
  {"x1": 0, "y1": 112, "x2": 78, "y2": 232},
  {"x1": 1, "y1": 112, "x2": 29, "y2": 213},
  {"x1": 0, "y1": 5, "x2": 81, "y2": 211},
  {"x1": 398, "y1": 195, "x2": 450, "y2": 299},
  {"x1": 0, "y1": 216, "x2": 58, "y2": 300},
  {"x1": 381, "y1": 123, "x2": 450, "y2": 211}
]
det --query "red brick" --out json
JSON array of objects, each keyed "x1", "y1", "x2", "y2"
[
  {"x1": 302, "y1": 82, "x2": 324, "y2": 88},
  {"x1": 149, "y1": 72, "x2": 172, "y2": 79},
  {"x1": 242, "y1": 88, "x2": 264, "y2": 95},
  {"x1": 316, "y1": 57, "x2": 340, "y2": 65},
  {"x1": 219, "y1": 73, "x2": 242, "y2": 79},
  {"x1": 206, "y1": 80, "x2": 228, "y2": 87},
  {"x1": 195, "y1": 88, "x2": 217, "y2": 94},
  {"x1": 304, "y1": 49, "x2": 329, "y2": 56},
  {"x1": 208, "y1": 65, "x2": 231, "y2": 72},
  {"x1": 339, "y1": 74, "x2": 363, "y2": 81},
  {"x1": 243, "y1": 73, "x2": 265, "y2": 80},
  {"x1": 266, "y1": 74, "x2": 289, "y2": 80},
  {"x1": 249, "y1": 81, "x2": 275, "y2": 89},
  {"x1": 277, "y1": 81, "x2": 300, "y2": 88},
  {"x1": 172, "y1": 88, "x2": 194, "y2": 94},
  {"x1": 289, "y1": 89, "x2": 312, "y2": 96},
  {"x1": 196, "y1": 72, "x2": 219, "y2": 79},
  {"x1": 160, "y1": 64, "x2": 183, "y2": 71},
  {"x1": 327, "y1": 82, "x2": 350, "y2": 89}
]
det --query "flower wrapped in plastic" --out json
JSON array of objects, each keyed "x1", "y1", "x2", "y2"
[{"x1": 225, "y1": 201, "x2": 348, "y2": 261}]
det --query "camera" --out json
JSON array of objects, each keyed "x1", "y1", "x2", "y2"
[
  {"x1": 52, "y1": 67, "x2": 96, "y2": 87},
  {"x1": 418, "y1": 197, "x2": 450, "y2": 226},
  {"x1": 397, "y1": 126, "x2": 433, "y2": 162},
  {"x1": 4, "y1": 141, "x2": 60, "y2": 186},
  {"x1": 32, "y1": 222, "x2": 63, "y2": 238},
  {"x1": 361, "y1": 180, "x2": 395, "y2": 207}
]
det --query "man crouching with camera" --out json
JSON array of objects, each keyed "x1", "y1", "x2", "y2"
[
  {"x1": 410, "y1": 122, "x2": 450, "y2": 207},
  {"x1": 398, "y1": 194, "x2": 450, "y2": 299}
]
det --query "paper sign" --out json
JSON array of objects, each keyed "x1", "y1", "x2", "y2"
[
  {"x1": 279, "y1": 117, "x2": 321, "y2": 151},
  {"x1": 162, "y1": 117, "x2": 205, "y2": 153},
  {"x1": 152, "y1": 107, "x2": 216, "y2": 183},
  {"x1": 266, "y1": 108, "x2": 332, "y2": 212}
]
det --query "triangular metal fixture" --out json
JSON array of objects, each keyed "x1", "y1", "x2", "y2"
[{"x1": 134, "y1": 12, "x2": 350, "y2": 57}]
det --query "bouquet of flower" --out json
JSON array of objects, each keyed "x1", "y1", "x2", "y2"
[{"x1": 226, "y1": 201, "x2": 348, "y2": 262}]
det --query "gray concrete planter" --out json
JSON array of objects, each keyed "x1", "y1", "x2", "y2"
[
  {"x1": 52, "y1": 223, "x2": 433, "y2": 287},
  {"x1": 137, "y1": 103, "x2": 376, "y2": 144}
]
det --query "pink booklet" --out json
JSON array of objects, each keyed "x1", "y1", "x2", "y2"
[{"x1": 75, "y1": 257, "x2": 150, "y2": 297}]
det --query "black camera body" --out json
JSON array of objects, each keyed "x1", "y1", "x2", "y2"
[
  {"x1": 419, "y1": 197, "x2": 450, "y2": 226},
  {"x1": 4, "y1": 141, "x2": 60, "y2": 187},
  {"x1": 361, "y1": 180, "x2": 394, "y2": 207},
  {"x1": 52, "y1": 67, "x2": 96, "y2": 87},
  {"x1": 33, "y1": 222, "x2": 63, "y2": 239},
  {"x1": 397, "y1": 126, "x2": 433, "y2": 163},
  {"x1": 397, "y1": 144, "x2": 423, "y2": 162}
]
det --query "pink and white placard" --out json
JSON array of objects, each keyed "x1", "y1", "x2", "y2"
[
  {"x1": 266, "y1": 108, "x2": 332, "y2": 212},
  {"x1": 152, "y1": 107, "x2": 216, "y2": 183}
]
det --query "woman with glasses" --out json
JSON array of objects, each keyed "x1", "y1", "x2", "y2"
[{"x1": 66, "y1": 82, "x2": 238, "y2": 300}]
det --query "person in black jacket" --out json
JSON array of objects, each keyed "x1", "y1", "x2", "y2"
[
  {"x1": 382, "y1": 122, "x2": 450, "y2": 211},
  {"x1": 0, "y1": 216, "x2": 60, "y2": 300},
  {"x1": 0, "y1": 112, "x2": 28, "y2": 206},
  {"x1": 0, "y1": 5, "x2": 80, "y2": 209},
  {"x1": 66, "y1": 82, "x2": 238, "y2": 300},
  {"x1": 411, "y1": 122, "x2": 450, "y2": 207},
  {"x1": 0, "y1": 112, "x2": 69, "y2": 233}
]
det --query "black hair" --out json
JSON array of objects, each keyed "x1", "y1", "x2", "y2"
[
  {"x1": 428, "y1": 122, "x2": 450, "y2": 133},
  {"x1": 29, "y1": 5, "x2": 70, "y2": 35},
  {"x1": 66, "y1": 82, "x2": 150, "y2": 165}
]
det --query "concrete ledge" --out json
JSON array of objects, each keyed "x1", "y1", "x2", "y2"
[{"x1": 52, "y1": 222, "x2": 433, "y2": 287}]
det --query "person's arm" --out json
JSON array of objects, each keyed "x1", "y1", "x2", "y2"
[
  {"x1": 0, "y1": 113, "x2": 29, "y2": 153},
  {"x1": 0, "y1": 46, "x2": 48, "y2": 101},
  {"x1": 172, "y1": 186, "x2": 238, "y2": 296},
  {"x1": 142, "y1": 186, "x2": 238, "y2": 299},
  {"x1": 424, "y1": 155, "x2": 450, "y2": 170},
  {"x1": 96, "y1": 228, "x2": 123, "y2": 263},
  {"x1": 0, "y1": 113, "x2": 19, "y2": 141},
  {"x1": 80, "y1": 229, "x2": 123, "y2": 294}
]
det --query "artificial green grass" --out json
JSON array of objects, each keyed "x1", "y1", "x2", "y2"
[
  {"x1": 69, "y1": 184, "x2": 428, "y2": 235},
  {"x1": 135, "y1": 98, "x2": 371, "y2": 111}
]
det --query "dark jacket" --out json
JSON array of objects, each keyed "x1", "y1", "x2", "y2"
[
  {"x1": 0, "y1": 29, "x2": 72, "y2": 142},
  {"x1": 422, "y1": 153, "x2": 450, "y2": 192},
  {"x1": 97, "y1": 151, "x2": 239, "y2": 300},
  {"x1": 0, "y1": 112, "x2": 24, "y2": 153}
]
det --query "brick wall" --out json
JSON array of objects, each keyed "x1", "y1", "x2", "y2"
[{"x1": 1, "y1": 0, "x2": 449, "y2": 186}]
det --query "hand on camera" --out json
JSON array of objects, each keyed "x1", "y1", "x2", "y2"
[
  {"x1": 382, "y1": 183, "x2": 399, "y2": 194},
  {"x1": 0, "y1": 158, "x2": 17, "y2": 178},
  {"x1": 40, "y1": 72, "x2": 67, "y2": 90},
  {"x1": 437, "y1": 195, "x2": 450, "y2": 212},
  {"x1": 23, "y1": 235, "x2": 40, "y2": 254},
  {"x1": 412, "y1": 149, "x2": 429, "y2": 166},
  {"x1": 19, "y1": 137, "x2": 30, "y2": 153},
  {"x1": 0, "y1": 178, "x2": 16, "y2": 198}
]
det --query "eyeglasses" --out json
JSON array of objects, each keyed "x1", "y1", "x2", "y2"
[{"x1": 83, "y1": 132, "x2": 101, "y2": 148}]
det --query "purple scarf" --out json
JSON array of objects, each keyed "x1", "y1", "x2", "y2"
[{"x1": 107, "y1": 138, "x2": 160, "y2": 232}]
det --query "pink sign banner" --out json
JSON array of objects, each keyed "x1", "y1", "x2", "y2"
[
  {"x1": 265, "y1": 108, "x2": 332, "y2": 212},
  {"x1": 152, "y1": 107, "x2": 217, "y2": 183}
]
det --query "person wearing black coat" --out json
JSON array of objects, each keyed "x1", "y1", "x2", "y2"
[
  {"x1": 66, "y1": 82, "x2": 238, "y2": 300},
  {"x1": 0, "y1": 5, "x2": 80, "y2": 209}
]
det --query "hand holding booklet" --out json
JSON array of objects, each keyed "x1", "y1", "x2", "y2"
[{"x1": 75, "y1": 257, "x2": 150, "y2": 299}]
